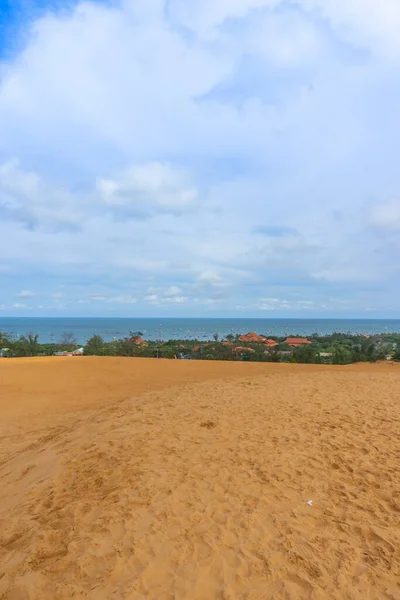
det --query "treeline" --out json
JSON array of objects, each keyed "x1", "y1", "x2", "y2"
[
  {"x1": 1, "y1": 330, "x2": 400, "y2": 364},
  {"x1": 0, "y1": 331, "x2": 81, "y2": 358}
]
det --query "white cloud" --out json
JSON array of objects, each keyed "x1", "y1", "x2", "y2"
[
  {"x1": 257, "y1": 298, "x2": 290, "y2": 310},
  {"x1": 97, "y1": 163, "x2": 198, "y2": 216},
  {"x1": 0, "y1": 0, "x2": 400, "y2": 316},
  {"x1": 171, "y1": 0, "x2": 400, "y2": 57},
  {"x1": 169, "y1": 0, "x2": 281, "y2": 35},
  {"x1": 16, "y1": 289, "x2": 35, "y2": 298},
  {"x1": 109, "y1": 296, "x2": 137, "y2": 304},
  {"x1": 13, "y1": 303, "x2": 27, "y2": 309},
  {"x1": 370, "y1": 200, "x2": 400, "y2": 231},
  {"x1": 145, "y1": 286, "x2": 188, "y2": 305},
  {"x1": 83, "y1": 295, "x2": 138, "y2": 304},
  {"x1": 164, "y1": 286, "x2": 182, "y2": 296},
  {"x1": 0, "y1": 159, "x2": 84, "y2": 230},
  {"x1": 297, "y1": 0, "x2": 400, "y2": 57}
]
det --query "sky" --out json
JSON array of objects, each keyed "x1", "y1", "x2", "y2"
[{"x1": 0, "y1": 0, "x2": 400, "y2": 318}]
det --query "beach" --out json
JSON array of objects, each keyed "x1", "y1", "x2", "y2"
[{"x1": 0, "y1": 357, "x2": 399, "y2": 599}]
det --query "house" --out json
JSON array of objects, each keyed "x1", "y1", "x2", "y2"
[
  {"x1": 130, "y1": 336, "x2": 148, "y2": 346},
  {"x1": 234, "y1": 346, "x2": 256, "y2": 353},
  {"x1": 263, "y1": 339, "x2": 278, "y2": 348},
  {"x1": 192, "y1": 344, "x2": 209, "y2": 352},
  {"x1": 264, "y1": 349, "x2": 293, "y2": 357},
  {"x1": 239, "y1": 332, "x2": 265, "y2": 343},
  {"x1": 284, "y1": 337, "x2": 311, "y2": 347}
]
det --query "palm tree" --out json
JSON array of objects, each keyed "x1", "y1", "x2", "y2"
[{"x1": 19, "y1": 333, "x2": 40, "y2": 356}]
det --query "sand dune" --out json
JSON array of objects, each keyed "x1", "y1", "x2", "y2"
[{"x1": 0, "y1": 358, "x2": 399, "y2": 599}]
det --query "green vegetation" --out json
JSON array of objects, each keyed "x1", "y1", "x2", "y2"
[
  {"x1": 0, "y1": 331, "x2": 81, "y2": 357},
  {"x1": 0, "y1": 330, "x2": 399, "y2": 364}
]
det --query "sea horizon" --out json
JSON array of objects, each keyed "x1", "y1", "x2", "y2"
[{"x1": 1, "y1": 316, "x2": 400, "y2": 344}]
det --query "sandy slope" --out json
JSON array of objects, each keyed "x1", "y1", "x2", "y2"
[{"x1": 0, "y1": 358, "x2": 399, "y2": 599}]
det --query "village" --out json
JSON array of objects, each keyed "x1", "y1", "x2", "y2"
[{"x1": 1, "y1": 330, "x2": 399, "y2": 364}]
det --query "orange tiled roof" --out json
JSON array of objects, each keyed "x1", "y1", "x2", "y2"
[
  {"x1": 239, "y1": 332, "x2": 264, "y2": 343},
  {"x1": 263, "y1": 339, "x2": 278, "y2": 347},
  {"x1": 131, "y1": 336, "x2": 148, "y2": 346},
  {"x1": 285, "y1": 337, "x2": 311, "y2": 346}
]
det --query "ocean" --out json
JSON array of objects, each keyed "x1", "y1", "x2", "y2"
[{"x1": 1, "y1": 317, "x2": 400, "y2": 345}]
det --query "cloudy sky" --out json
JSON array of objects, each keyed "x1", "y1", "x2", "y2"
[{"x1": 1, "y1": 0, "x2": 400, "y2": 318}]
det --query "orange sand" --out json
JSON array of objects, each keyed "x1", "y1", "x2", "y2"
[{"x1": 0, "y1": 357, "x2": 399, "y2": 599}]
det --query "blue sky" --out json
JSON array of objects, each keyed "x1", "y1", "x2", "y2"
[{"x1": 1, "y1": 0, "x2": 400, "y2": 317}]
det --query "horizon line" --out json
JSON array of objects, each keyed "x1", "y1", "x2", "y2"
[{"x1": 1, "y1": 316, "x2": 400, "y2": 321}]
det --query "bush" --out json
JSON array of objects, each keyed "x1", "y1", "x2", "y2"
[
  {"x1": 12, "y1": 333, "x2": 40, "y2": 357},
  {"x1": 84, "y1": 335, "x2": 105, "y2": 355},
  {"x1": 293, "y1": 346, "x2": 318, "y2": 364},
  {"x1": 392, "y1": 347, "x2": 400, "y2": 361}
]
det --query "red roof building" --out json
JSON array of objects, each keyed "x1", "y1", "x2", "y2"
[
  {"x1": 239, "y1": 332, "x2": 265, "y2": 343},
  {"x1": 131, "y1": 336, "x2": 148, "y2": 346},
  {"x1": 284, "y1": 337, "x2": 311, "y2": 347},
  {"x1": 263, "y1": 339, "x2": 278, "y2": 348}
]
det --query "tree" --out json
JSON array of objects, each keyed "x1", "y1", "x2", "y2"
[
  {"x1": 17, "y1": 333, "x2": 40, "y2": 357},
  {"x1": 0, "y1": 331, "x2": 10, "y2": 347},
  {"x1": 213, "y1": 332, "x2": 219, "y2": 342},
  {"x1": 84, "y1": 335, "x2": 105, "y2": 356},
  {"x1": 225, "y1": 334, "x2": 234, "y2": 342},
  {"x1": 278, "y1": 343, "x2": 292, "y2": 351},
  {"x1": 332, "y1": 347, "x2": 352, "y2": 365},
  {"x1": 293, "y1": 345, "x2": 317, "y2": 364},
  {"x1": 264, "y1": 349, "x2": 281, "y2": 362},
  {"x1": 393, "y1": 346, "x2": 400, "y2": 361},
  {"x1": 118, "y1": 335, "x2": 144, "y2": 357},
  {"x1": 60, "y1": 332, "x2": 78, "y2": 348}
]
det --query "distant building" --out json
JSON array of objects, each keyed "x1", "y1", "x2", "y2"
[
  {"x1": 239, "y1": 332, "x2": 279, "y2": 344},
  {"x1": 130, "y1": 336, "x2": 148, "y2": 346},
  {"x1": 285, "y1": 337, "x2": 311, "y2": 347},
  {"x1": 234, "y1": 346, "x2": 256, "y2": 353},
  {"x1": 263, "y1": 339, "x2": 279, "y2": 348},
  {"x1": 239, "y1": 332, "x2": 264, "y2": 343}
]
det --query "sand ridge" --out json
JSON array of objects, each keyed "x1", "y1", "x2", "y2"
[{"x1": 0, "y1": 358, "x2": 399, "y2": 599}]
